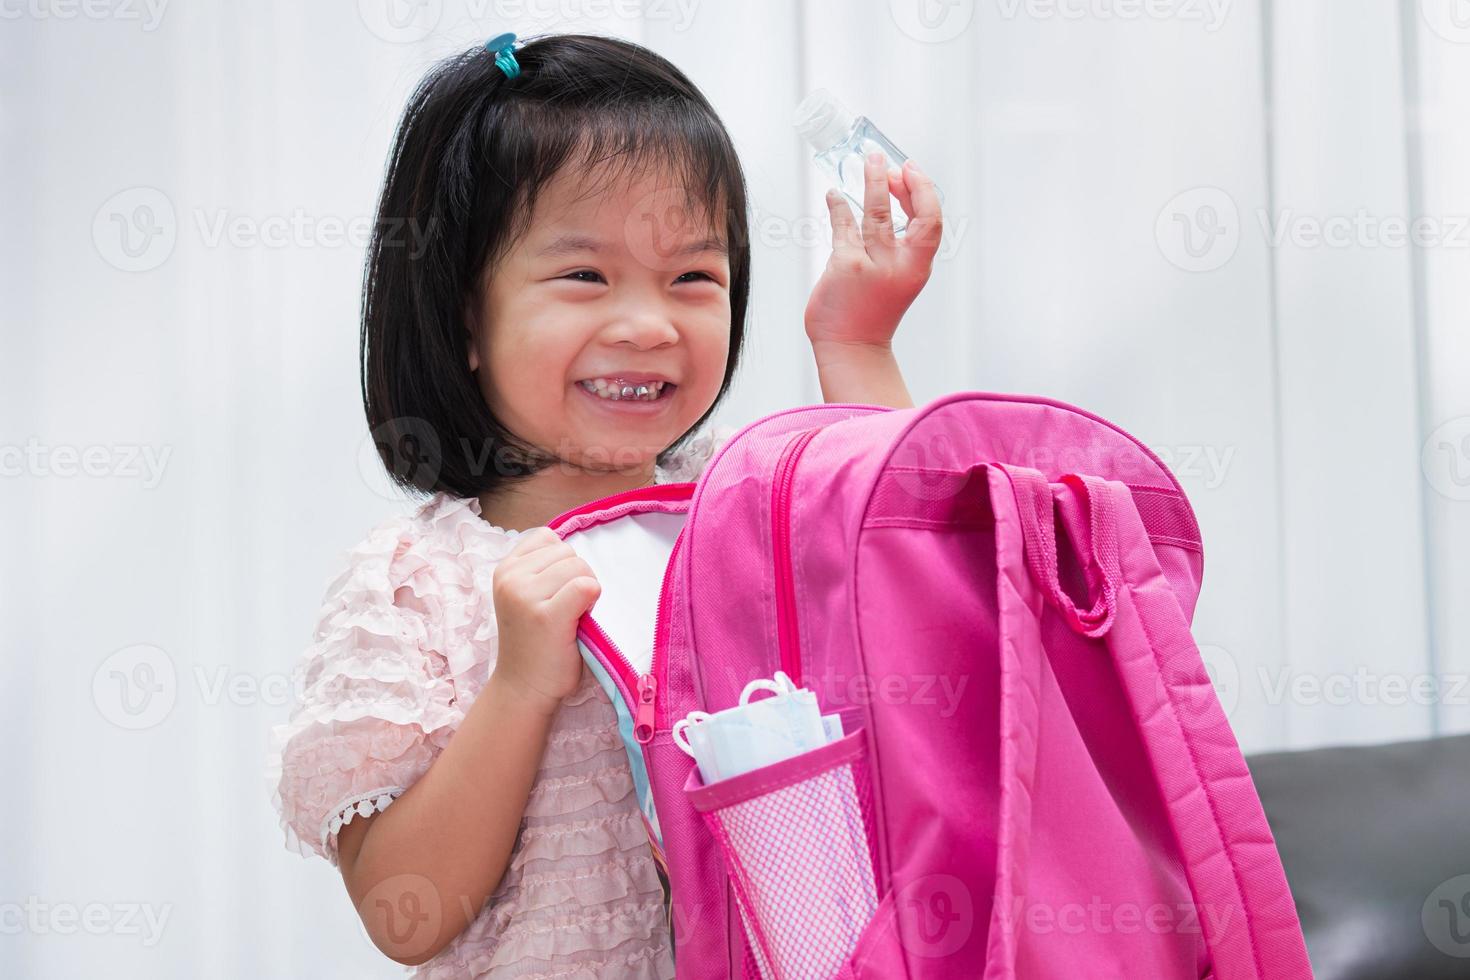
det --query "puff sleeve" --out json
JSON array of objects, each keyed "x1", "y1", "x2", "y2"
[{"x1": 265, "y1": 500, "x2": 517, "y2": 868}]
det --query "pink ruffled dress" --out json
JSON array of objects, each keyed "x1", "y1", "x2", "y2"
[{"x1": 265, "y1": 428, "x2": 733, "y2": 978}]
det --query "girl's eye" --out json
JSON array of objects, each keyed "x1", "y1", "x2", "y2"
[{"x1": 563, "y1": 270, "x2": 718, "y2": 285}]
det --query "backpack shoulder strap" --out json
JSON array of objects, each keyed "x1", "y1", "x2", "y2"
[{"x1": 1002, "y1": 465, "x2": 1313, "y2": 979}]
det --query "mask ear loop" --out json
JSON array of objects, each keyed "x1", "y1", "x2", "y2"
[
  {"x1": 739, "y1": 670, "x2": 799, "y2": 705},
  {"x1": 680, "y1": 671, "x2": 807, "y2": 758},
  {"x1": 672, "y1": 711, "x2": 712, "y2": 758}
]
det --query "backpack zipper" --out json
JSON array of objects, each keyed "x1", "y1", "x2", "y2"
[
  {"x1": 551, "y1": 483, "x2": 693, "y2": 747},
  {"x1": 771, "y1": 428, "x2": 821, "y2": 687},
  {"x1": 646, "y1": 529, "x2": 683, "y2": 741},
  {"x1": 573, "y1": 527, "x2": 685, "y2": 745}
]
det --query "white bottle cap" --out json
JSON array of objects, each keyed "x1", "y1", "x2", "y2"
[{"x1": 793, "y1": 88, "x2": 855, "y2": 153}]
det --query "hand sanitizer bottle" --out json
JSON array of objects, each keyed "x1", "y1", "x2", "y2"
[{"x1": 793, "y1": 88, "x2": 944, "y2": 238}]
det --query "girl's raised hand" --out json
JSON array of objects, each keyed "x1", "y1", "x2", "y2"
[
  {"x1": 490, "y1": 527, "x2": 601, "y2": 715},
  {"x1": 803, "y1": 153, "x2": 944, "y2": 351}
]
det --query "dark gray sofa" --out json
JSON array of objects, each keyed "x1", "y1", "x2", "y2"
[{"x1": 1247, "y1": 733, "x2": 1470, "y2": 979}]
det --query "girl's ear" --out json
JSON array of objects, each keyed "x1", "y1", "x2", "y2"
[{"x1": 464, "y1": 305, "x2": 481, "y2": 372}]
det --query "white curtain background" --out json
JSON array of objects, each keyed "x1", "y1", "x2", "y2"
[{"x1": 3, "y1": 0, "x2": 1467, "y2": 975}]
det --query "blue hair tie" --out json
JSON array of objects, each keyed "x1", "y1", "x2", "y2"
[{"x1": 485, "y1": 33, "x2": 521, "y2": 79}]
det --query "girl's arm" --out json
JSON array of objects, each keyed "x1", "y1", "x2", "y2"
[
  {"x1": 811, "y1": 338, "x2": 913, "y2": 409},
  {"x1": 804, "y1": 153, "x2": 943, "y2": 411},
  {"x1": 335, "y1": 671, "x2": 558, "y2": 967},
  {"x1": 336, "y1": 526, "x2": 596, "y2": 968}
]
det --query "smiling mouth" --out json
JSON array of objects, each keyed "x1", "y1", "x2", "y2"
[{"x1": 576, "y1": 379, "x2": 676, "y2": 402}]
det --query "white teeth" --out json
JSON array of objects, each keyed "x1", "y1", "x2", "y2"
[{"x1": 579, "y1": 378, "x2": 669, "y2": 402}]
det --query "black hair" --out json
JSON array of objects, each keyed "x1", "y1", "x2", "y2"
[{"x1": 360, "y1": 32, "x2": 750, "y2": 499}]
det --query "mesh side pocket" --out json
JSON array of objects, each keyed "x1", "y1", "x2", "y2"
[{"x1": 686, "y1": 729, "x2": 879, "y2": 980}]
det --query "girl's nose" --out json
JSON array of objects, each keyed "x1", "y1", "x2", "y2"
[{"x1": 602, "y1": 311, "x2": 679, "y2": 350}]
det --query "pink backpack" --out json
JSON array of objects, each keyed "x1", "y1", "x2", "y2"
[{"x1": 552, "y1": 391, "x2": 1313, "y2": 979}]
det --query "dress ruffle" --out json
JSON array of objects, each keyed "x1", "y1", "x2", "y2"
[
  {"x1": 266, "y1": 423, "x2": 731, "y2": 976},
  {"x1": 654, "y1": 423, "x2": 738, "y2": 484},
  {"x1": 418, "y1": 901, "x2": 674, "y2": 979}
]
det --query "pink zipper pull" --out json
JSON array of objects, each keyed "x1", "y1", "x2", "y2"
[{"x1": 634, "y1": 674, "x2": 657, "y2": 744}]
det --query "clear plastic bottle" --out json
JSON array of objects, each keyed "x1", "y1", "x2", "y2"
[{"x1": 793, "y1": 88, "x2": 943, "y2": 238}]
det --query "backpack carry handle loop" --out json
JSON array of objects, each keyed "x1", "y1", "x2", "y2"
[{"x1": 998, "y1": 465, "x2": 1120, "y2": 638}]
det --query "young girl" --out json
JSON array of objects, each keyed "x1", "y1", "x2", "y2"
[{"x1": 266, "y1": 32, "x2": 942, "y2": 978}]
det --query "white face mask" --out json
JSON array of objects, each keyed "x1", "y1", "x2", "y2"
[{"x1": 673, "y1": 671, "x2": 843, "y2": 783}]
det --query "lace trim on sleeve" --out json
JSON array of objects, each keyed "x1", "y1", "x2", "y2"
[{"x1": 322, "y1": 787, "x2": 406, "y2": 856}]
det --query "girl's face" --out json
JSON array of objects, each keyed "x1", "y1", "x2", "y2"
[{"x1": 469, "y1": 163, "x2": 731, "y2": 479}]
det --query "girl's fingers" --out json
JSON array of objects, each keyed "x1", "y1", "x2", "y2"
[
  {"x1": 506, "y1": 536, "x2": 576, "y2": 576},
  {"x1": 826, "y1": 188, "x2": 863, "y2": 255},
  {"x1": 535, "y1": 554, "x2": 598, "y2": 599},
  {"x1": 861, "y1": 152, "x2": 897, "y2": 256},
  {"x1": 548, "y1": 575, "x2": 601, "y2": 621},
  {"x1": 888, "y1": 166, "x2": 915, "y2": 223},
  {"x1": 901, "y1": 160, "x2": 944, "y2": 253}
]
